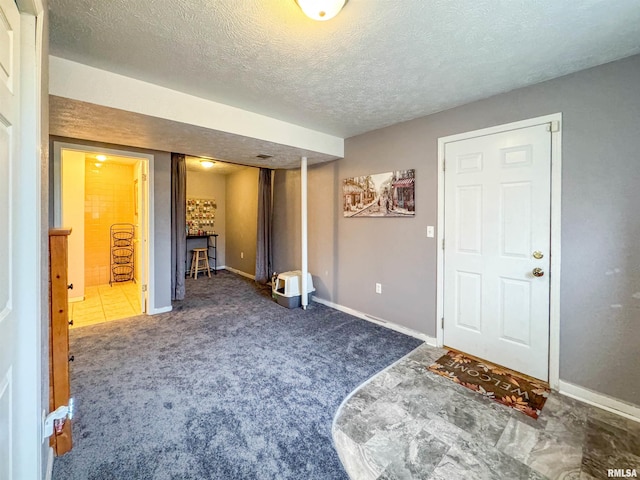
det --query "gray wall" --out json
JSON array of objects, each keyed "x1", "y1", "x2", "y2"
[
  {"x1": 49, "y1": 136, "x2": 173, "y2": 312},
  {"x1": 273, "y1": 169, "x2": 301, "y2": 274},
  {"x1": 273, "y1": 54, "x2": 640, "y2": 406},
  {"x1": 152, "y1": 151, "x2": 172, "y2": 309},
  {"x1": 225, "y1": 167, "x2": 259, "y2": 275},
  {"x1": 273, "y1": 163, "x2": 340, "y2": 297}
]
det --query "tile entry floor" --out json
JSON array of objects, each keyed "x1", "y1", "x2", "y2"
[
  {"x1": 333, "y1": 343, "x2": 640, "y2": 480},
  {"x1": 69, "y1": 282, "x2": 141, "y2": 328}
]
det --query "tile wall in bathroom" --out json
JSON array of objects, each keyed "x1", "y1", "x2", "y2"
[{"x1": 84, "y1": 160, "x2": 135, "y2": 286}]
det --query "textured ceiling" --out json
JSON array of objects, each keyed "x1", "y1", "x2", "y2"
[
  {"x1": 49, "y1": 96, "x2": 338, "y2": 169},
  {"x1": 185, "y1": 156, "x2": 248, "y2": 175},
  {"x1": 49, "y1": 0, "x2": 640, "y2": 138},
  {"x1": 84, "y1": 152, "x2": 139, "y2": 166}
]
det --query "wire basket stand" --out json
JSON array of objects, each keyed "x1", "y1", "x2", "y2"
[{"x1": 110, "y1": 223, "x2": 135, "y2": 285}]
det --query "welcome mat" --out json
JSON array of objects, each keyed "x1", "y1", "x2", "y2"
[{"x1": 428, "y1": 351, "x2": 550, "y2": 419}]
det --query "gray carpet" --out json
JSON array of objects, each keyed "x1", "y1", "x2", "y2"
[{"x1": 53, "y1": 271, "x2": 423, "y2": 479}]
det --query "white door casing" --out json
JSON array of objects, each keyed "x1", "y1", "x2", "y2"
[
  {"x1": 442, "y1": 123, "x2": 552, "y2": 381},
  {"x1": 136, "y1": 159, "x2": 148, "y2": 312},
  {"x1": 53, "y1": 142, "x2": 155, "y2": 313},
  {"x1": 0, "y1": 1, "x2": 21, "y2": 477}
]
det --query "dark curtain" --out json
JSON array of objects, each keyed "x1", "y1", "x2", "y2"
[
  {"x1": 171, "y1": 153, "x2": 186, "y2": 300},
  {"x1": 255, "y1": 168, "x2": 273, "y2": 284}
]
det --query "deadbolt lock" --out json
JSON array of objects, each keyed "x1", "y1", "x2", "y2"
[{"x1": 532, "y1": 251, "x2": 544, "y2": 259}]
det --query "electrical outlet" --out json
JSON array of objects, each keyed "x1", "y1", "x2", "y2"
[
  {"x1": 241, "y1": 252, "x2": 244, "y2": 259},
  {"x1": 375, "y1": 283, "x2": 382, "y2": 294}
]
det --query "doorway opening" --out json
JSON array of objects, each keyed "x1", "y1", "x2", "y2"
[
  {"x1": 53, "y1": 143, "x2": 153, "y2": 328},
  {"x1": 436, "y1": 113, "x2": 562, "y2": 387},
  {"x1": 183, "y1": 156, "x2": 260, "y2": 284}
]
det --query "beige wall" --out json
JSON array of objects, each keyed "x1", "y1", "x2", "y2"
[
  {"x1": 84, "y1": 160, "x2": 135, "y2": 286},
  {"x1": 225, "y1": 167, "x2": 258, "y2": 275},
  {"x1": 186, "y1": 169, "x2": 226, "y2": 267},
  {"x1": 61, "y1": 150, "x2": 85, "y2": 300},
  {"x1": 273, "y1": 54, "x2": 640, "y2": 407}
]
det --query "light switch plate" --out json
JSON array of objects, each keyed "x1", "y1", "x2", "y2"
[{"x1": 427, "y1": 226, "x2": 435, "y2": 238}]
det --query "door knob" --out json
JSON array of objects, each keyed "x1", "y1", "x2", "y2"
[{"x1": 532, "y1": 267, "x2": 544, "y2": 277}]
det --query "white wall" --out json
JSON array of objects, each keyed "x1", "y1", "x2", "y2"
[
  {"x1": 61, "y1": 149, "x2": 84, "y2": 300},
  {"x1": 186, "y1": 169, "x2": 226, "y2": 267}
]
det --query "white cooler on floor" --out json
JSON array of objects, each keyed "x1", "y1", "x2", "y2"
[{"x1": 272, "y1": 270, "x2": 315, "y2": 309}]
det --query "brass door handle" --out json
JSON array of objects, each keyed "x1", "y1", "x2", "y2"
[{"x1": 532, "y1": 267, "x2": 544, "y2": 277}]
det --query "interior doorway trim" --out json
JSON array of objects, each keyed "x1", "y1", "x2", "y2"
[
  {"x1": 436, "y1": 113, "x2": 562, "y2": 390},
  {"x1": 52, "y1": 141, "x2": 156, "y2": 314}
]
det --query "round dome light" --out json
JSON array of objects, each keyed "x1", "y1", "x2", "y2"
[{"x1": 296, "y1": 0, "x2": 347, "y2": 21}]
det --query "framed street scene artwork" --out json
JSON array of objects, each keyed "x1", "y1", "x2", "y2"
[{"x1": 343, "y1": 170, "x2": 415, "y2": 217}]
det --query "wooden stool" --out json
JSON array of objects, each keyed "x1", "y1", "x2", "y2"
[{"x1": 190, "y1": 248, "x2": 211, "y2": 279}]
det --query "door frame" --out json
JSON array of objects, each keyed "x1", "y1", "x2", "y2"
[
  {"x1": 10, "y1": 0, "x2": 45, "y2": 478},
  {"x1": 436, "y1": 113, "x2": 562, "y2": 389},
  {"x1": 52, "y1": 142, "x2": 155, "y2": 314}
]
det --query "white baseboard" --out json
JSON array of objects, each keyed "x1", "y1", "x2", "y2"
[
  {"x1": 148, "y1": 305, "x2": 172, "y2": 315},
  {"x1": 225, "y1": 266, "x2": 255, "y2": 280},
  {"x1": 46, "y1": 447, "x2": 53, "y2": 480},
  {"x1": 311, "y1": 296, "x2": 436, "y2": 345},
  {"x1": 558, "y1": 380, "x2": 640, "y2": 423}
]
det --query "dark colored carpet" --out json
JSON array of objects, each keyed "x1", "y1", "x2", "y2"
[{"x1": 53, "y1": 271, "x2": 422, "y2": 479}]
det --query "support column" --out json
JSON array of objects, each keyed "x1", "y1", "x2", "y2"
[{"x1": 301, "y1": 156, "x2": 308, "y2": 309}]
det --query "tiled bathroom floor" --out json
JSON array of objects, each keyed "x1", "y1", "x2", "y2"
[
  {"x1": 69, "y1": 282, "x2": 141, "y2": 328},
  {"x1": 333, "y1": 344, "x2": 640, "y2": 480}
]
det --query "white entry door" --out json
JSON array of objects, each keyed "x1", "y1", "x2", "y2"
[
  {"x1": 443, "y1": 124, "x2": 551, "y2": 380},
  {"x1": 0, "y1": 0, "x2": 21, "y2": 477}
]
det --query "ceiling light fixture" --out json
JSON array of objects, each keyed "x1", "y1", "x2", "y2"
[
  {"x1": 200, "y1": 160, "x2": 215, "y2": 168},
  {"x1": 96, "y1": 154, "x2": 107, "y2": 161},
  {"x1": 296, "y1": 0, "x2": 347, "y2": 21}
]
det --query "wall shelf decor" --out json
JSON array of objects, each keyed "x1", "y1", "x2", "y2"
[{"x1": 186, "y1": 197, "x2": 217, "y2": 235}]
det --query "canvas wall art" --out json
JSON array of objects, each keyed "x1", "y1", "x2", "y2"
[{"x1": 343, "y1": 170, "x2": 415, "y2": 217}]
